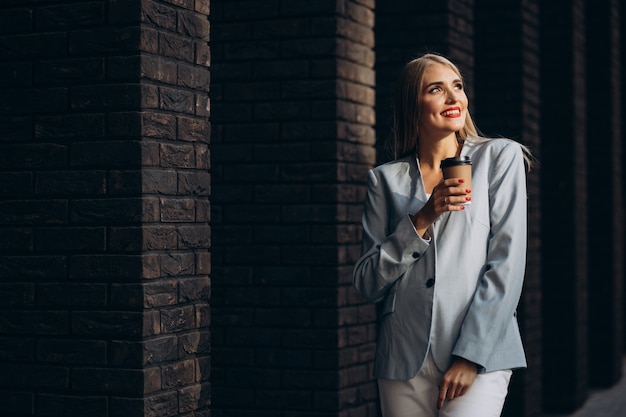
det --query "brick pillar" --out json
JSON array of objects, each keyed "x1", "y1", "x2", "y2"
[
  {"x1": 375, "y1": 0, "x2": 474, "y2": 164},
  {"x1": 585, "y1": 0, "x2": 624, "y2": 388},
  {"x1": 0, "y1": 1, "x2": 211, "y2": 416},
  {"x1": 473, "y1": 2, "x2": 542, "y2": 416},
  {"x1": 539, "y1": 0, "x2": 589, "y2": 412},
  {"x1": 210, "y1": 1, "x2": 376, "y2": 416}
]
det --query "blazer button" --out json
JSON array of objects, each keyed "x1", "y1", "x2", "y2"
[
  {"x1": 412, "y1": 252, "x2": 419, "y2": 259},
  {"x1": 426, "y1": 278, "x2": 435, "y2": 288}
]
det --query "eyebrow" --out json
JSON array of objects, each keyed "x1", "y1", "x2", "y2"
[{"x1": 423, "y1": 79, "x2": 463, "y2": 89}]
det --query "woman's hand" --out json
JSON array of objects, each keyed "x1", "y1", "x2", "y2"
[
  {"x1": 411, "y1": 178, "x2": 471, "y2": 236},
  {"x1": 437, "y1": 356, "x2": 478, "y2": 409}
]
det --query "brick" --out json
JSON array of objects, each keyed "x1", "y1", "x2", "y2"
[
  {"x1": 37, "y1": 339, "x2": 107, "y2": 365},
  {"x1": 252, "y1": 18, "x2": 310, "y2": 38},
  {"x1": 69, "y1": 27, "x2": 141, "y2": 55},
  {"x1": 141, "y1": 1, "x2": 177, "y2": 30},
  {"x1": 37, "y1": 393, "x2": 108, "y2": 417},
  {"x1": 107, "y1": 55, "x2": 142, "y2": 81},
  {"x1": 252, "y1": 60, "x2": 308, "y2": 79},
  {"x1": 0, "y1": 116, "x2": 33, "y2": 142},
  {"x1": 178, "y1": 11, "x2": 210, "y2": 40},
  {"x1": 109, "y1": 282, "x2": 145, "y2": 308},
  {"x1": 178, "y1": 115, "x2": 211, "y2": 142},
  {"x1": 0, "y1": 198, "x2": 68, "y2": 224},
  {"x1": 195, "y1": 251, "x2": 211, "y2": 275},
  {"x1": 72, "y1": 311, "x2": 143, "y2": 337},
  {"x1": 34, "y1": 58, "x2": 105, "y2": 85},
  {"x1": 144, "y1": 280, "x2": 178, "y2": 307},
  {"x1": 160, "y1": 198, "x2": 195, "y2": 222},
  {"x1": 177, "y1": 225, "x2": 211, "y2": 249},
  {"x1": 140, "y1": 26, "x2": 160, "y2": 54},
  {"x1": 109, "y1": 396, "x2": 143, "y2": 417},
  {"x1": 178, "y1": 277, "x2": 210, "y2": 303},
  {"x1": 107, "y1": 226, "x2": 143, "y2": 252},
  {"x1": 36, "y1": 227, "x2": 105, "y2": 251},
  {"x1": 70, "y1": 141, "x2": 141, "y2": 167},
  {"x1": 143, "y1": 169, "x2": 179, "y2": 194},
  {"x1": 179, "y1": 382, "x2": 210, "y2": 413},
  {"x1": 0, "y1": 281, "x2": 34, "y2": 306},
  {"x1": 0, "y1": 363, "x2": 69, "y2": 389},
  {"x1": 195, "y1": 94, "x2": 211, "y2": 118},
  {"x1": 70, "y1": 198, "x2": 145, "y2": 223},
  {"x1": 69, "y1": 254, "x2": 145, "y2": 281},
  {"x1": 71, "y1": 367, "x2": 145, "y2": 394},
  {"x1": 160, "y1": 32, "x2": 194, "y2": 62},
  {"x1": 159, "y1": 253, "x2": 194, "y2": 277},
  {"x1": 159, "y1": 86, "x2": 195, "y2": 112},
  {"x1": 0, "y1": 390, "x2": 33, "y2": 414},
  {"x1": 38, "y1": 283, "x2": 107, "y2": 307},
  {"x1": 0, "y1": 143, "x2": 67, "y2": 169},
  {"x1": 107, "y1": 170, "x2": 142, "y2": 196},
  {"x1": 0, "y1": 255, "x2": 67, "y2": 280},
  {"x1": 195, "y1": 39, "x2": 211, "y2": 66},
  {"x1": 144, "y1": 336, "x2": 179, "y2": 364},
  {"x1": 145, "y1": 226, "x2": 180, "y2": 250},
  {"x1": 144, "y1": 391, "x2": 178, "y2": 417},
  {"x1": 128, "y1": 112, "x2": 176, "y2": 139},
  {"x1": 36, "y1": 3, "x2": 105, "y2": 30},
  {"x1": 160, "y1": 143, "x2": 196, "y2": 168},
  {"x1": 0, "y1": 62, "x2": 32, "y2": 87},
  {"x1": 223, "y1": 40, "x2": 281, "y2": 61},
  {"x1": 0, "y1": 336, "x2": 35, "y2": 361},
  {"x1": 35, "y1": 171, "x2": 106, "y2": 196},
  {"x1": 161, "y1": 358, "x2": 195, "y2": 388},
  {"x1": 71, "y1": 84, "x2": 158, "y2": 111},
  {"x1": 161, "y1": 305, "x2": 196, "y2": 333},
  {"x1": 179, "y1": 330, "x2": 210, "y2": 356},
  {"x1": 0, "y1": 33, "x2": 66, "y2": 58}
]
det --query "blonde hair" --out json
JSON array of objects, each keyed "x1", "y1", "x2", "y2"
[
  {"x1": 391, "y1": 53, "x2": 533, "y2": 169},
  {"x1": 392, "y1": 53, "x2": 479, "y2": 159}
]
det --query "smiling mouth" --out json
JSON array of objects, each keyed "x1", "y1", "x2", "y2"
[{"x1": 441, "y1": 108, "x2": 461, "y2": 117}]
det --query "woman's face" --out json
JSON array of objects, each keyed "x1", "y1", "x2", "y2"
[{"x1": 418, "y1": 62, "x2": 468, "y2": 139}]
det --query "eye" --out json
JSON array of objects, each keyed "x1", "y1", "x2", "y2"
[
  {"x1": 428, "y1": 86, "x2": 442, "y2": 94},
  {"x1": 454, "y1": 83, "x2": 464, "y2": 90}
]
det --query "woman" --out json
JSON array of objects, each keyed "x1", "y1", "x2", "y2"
[{"x1": 353, "y1": 53, "x2": 529, "y2": 417}]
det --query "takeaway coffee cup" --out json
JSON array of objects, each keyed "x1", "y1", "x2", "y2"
[{"x1": 440, "y1": 156, "x2": 472, "y2": 205}]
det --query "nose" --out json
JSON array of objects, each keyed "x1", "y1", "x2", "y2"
[{"x1": 445, "y1": 88, "x2": 461, "y2": 103}]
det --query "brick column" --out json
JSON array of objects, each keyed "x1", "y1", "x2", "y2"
[
  {"x1": 0, "y1": 1, "x2": 211, "y2": 416},
  {"x1": 473, "y1": 2, "x2": 542, "y2": 416},
  {"x1": 210, "y1": 1, "x2": 376, "y2": 416},
  {"x1": 539, "y1": 0, "x2": 589, "y2": 412},
  {"x1": 585, "y1": 0, "x2": 624, "y2": 388}
]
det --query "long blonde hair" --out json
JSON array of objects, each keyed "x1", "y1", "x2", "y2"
[{"x1": 392, "y1": 53, "x2": 479, "y2": 159}]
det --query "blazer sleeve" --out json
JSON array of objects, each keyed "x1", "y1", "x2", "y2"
[
  {"x1": 353, "y1": 169, "x2": 431, "y2": 303},
  {"x1": 452, "y1": 142, "x2": 528, "y2": 367}
]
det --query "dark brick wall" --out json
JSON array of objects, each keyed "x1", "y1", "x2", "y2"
[
  {"x1": 210, "y1": 0, "x2": 375, "y2": 416},
  {"x1": 0, "y1": 1, "x2": 211, "y2": 416},
  {"x1": 1, "y1": 1, "x2": 626, "y2": 417},
  {"x1": 474, "y1": 2, "x2": 542, "y2": 416},
  {"x1": 585, "y1": 0, "x2": 624, "y2": 388},
  {"x1": 539, "y1": 0, "x2": 589, "y2": 412}
]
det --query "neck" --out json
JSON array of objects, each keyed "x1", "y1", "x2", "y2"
[{"x1": 417, "y1": 133, "x2": 461, "y2": 169}]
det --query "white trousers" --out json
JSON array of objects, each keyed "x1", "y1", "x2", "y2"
[{"x1": 378, "y1": 352, "x2": 512, "y2": 417}]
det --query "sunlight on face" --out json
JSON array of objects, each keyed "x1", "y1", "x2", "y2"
[{"x1": 418, "y1": 63, "x2": 468, "y2": 140}]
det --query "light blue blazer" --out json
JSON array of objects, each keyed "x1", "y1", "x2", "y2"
[{"x1": 353, "y1": 138, "x2": 528, "y2": 380}]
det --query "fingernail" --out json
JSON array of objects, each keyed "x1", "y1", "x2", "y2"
[
  {"x1": 460, "y1": 206, "x2": 465, "y2": 210},
  {"x1": 458, "y1": 179, "x2": 465, "y2": 183},
  {"x1": 466, "y1": 197, "x2": 471, "y2": 201},
  {"x1": 466, "y1": 189, "x2": 471, "y2": 193}
]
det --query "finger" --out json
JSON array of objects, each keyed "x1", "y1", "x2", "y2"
[{"x1": 437, "y1": 385, "x2": 448, "y2": 409}]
